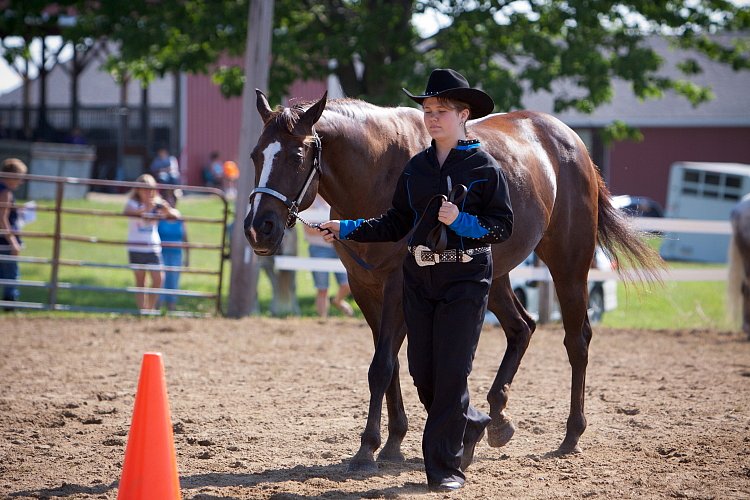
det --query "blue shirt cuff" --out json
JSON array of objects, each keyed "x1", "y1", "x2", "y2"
[
  {"x1": 339, "y1": 219, "x2": 364, "y2": 239},
  {"x1": 448, "y1": 212, "x2": 489, "y2": 239}
]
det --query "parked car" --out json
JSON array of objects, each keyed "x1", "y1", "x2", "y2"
[
  {"x1": 485, "y1": 248, "x2": 618, "y2": 325},
  {"x1": 611, "y1": 195, "x2": 664, "y2": 218}
]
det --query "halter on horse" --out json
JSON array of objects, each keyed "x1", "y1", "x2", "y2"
[{"x1": 249, "y1": 132, "x2": 322, "y2": 230}]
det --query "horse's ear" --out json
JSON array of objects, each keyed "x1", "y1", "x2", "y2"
[
  {"x1": 256, "y1": 89, "x2": 273, "y2": 124},
  {"x1": 300, "y1": 91, "x2": 327, "y2": 129}
]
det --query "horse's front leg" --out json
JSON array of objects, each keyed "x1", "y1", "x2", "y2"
[
  {"x1": 375, "y1": 318, "x2": 407, "y2": 462},
  {"x1": 348, "y1": 274, "x2": 408, "y2": 472},
  {"x1": 485, "y1": 275, "x2": 536, "y2": 448}
]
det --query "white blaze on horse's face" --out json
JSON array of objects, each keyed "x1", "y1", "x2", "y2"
[{"x1": 249, "y1": 140, "x2": 282, "y2": 242}]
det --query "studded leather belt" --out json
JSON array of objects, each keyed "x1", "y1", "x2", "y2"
[{"x1": 408, "y1": 244, "x2": 491, "y2": 266}]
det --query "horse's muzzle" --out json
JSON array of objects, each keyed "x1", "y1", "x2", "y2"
[{"x1": 244, "y1": 210, "x2": 285, "y2": 256}]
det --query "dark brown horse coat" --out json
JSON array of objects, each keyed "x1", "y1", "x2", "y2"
[{"x1": 244, "y1": 92, "x2": 662, "y2": 472}]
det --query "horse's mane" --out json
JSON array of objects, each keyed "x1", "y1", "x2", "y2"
[
  {"x1": 275, "y1": 97, "x2": 414, "y2": 125},
  {"x1": 324, "y1": 98, "x2": 398, "y2": 119}
]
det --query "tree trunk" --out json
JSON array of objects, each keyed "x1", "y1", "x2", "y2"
[
  {"x1": 36, "y1": 37, "x2": 52, "y2": 140},
  {"x1": 141, "y1": 85, "x2": 151, "y2": 156},
  {"x1": 227, "y1": 0, "x2": 274, "y2": 317},
  {"x1": 69, "y1": 43, "x2": 82, "y2": 132}
]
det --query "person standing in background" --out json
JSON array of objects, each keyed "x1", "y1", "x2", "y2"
[
  {"x1": 157, "y1": 196, "x2": 189, "y2": 311},
  {"x1": 203, "y1": 151, "x2": 224, "y2": 189},
  {"x1": 66, "y1": 127, "x2": 88, "y2": 145},
  {"x1": 222, "y1": 160, "x2": 239, "y2": 199},
  {"x1": 124, "y1": 174, "x2": 179, "y2": 311},
  {"x1": 0, "y1": 158, "x2": 28, "y2": 309},
  {"x1": 301, "y1": 195, "x2": 354, "y2": 318},
  {"x1": 150, "y1": 147, "x2": 180, "y2": 185}
]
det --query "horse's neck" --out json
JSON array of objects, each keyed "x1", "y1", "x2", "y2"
[{"x1": 317, "y1": 105, "x2": 426, "y2": 218}]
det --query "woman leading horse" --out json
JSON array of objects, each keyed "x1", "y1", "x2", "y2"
[
  {"x1": 243, "y1": 73, "x2": 662, "y2": 481},
  {"x1": 320, "y1": 69, "x2": 511, "y2": 491}
]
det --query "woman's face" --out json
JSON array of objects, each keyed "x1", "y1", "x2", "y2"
[
  {"x1": 422, "y1": 97, "x2": 469, "y2": 142},
  {"x1": 3, "y1": 177, "x2": 23, "y2": 190},
  {"x1": 138, "y1": 187, "x2": 157, "y2": 201}
]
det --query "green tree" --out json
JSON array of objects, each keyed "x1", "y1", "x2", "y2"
[
  {"x1": 0, "y1": 0, "x2": 81, "y2": 137},
  {"x1": 268, "y1": 0, "x2": 750, "y2": 138},
  {"x1": 66, "y1": 0, "x2": 248, "y2": 83},
  {"x1": 4, "y1": 1, "x2": 749, "y2": 128},
  {"x1": 273, "y1": 1, "x2": 748, "y2": 109}
]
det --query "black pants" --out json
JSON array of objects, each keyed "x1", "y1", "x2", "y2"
[{"x1": 402, "y1": 251, "x2": 492, "y2": 485}]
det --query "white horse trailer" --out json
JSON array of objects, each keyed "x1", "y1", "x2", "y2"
[{"x1": 660, "y1": 161, "x2": 750, "y2": 262}]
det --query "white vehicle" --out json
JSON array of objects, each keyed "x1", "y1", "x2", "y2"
[
  {"x1": 660, "y1": 161, "x2": 750, "y2": 263},
  {"x1": 485, "y1": 248, "x2": 618, "y2": 325}
]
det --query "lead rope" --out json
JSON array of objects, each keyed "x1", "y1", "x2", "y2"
[
  {"x1": 423, "y1": 184, "x2": 468, "y2": 252},
  {"x1": 293, "y1": 211, "x2": 375, "y2": 271}
]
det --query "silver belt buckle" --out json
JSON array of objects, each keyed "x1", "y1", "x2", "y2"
[
  {"x1": 460, "y1": 251, "x2": 473, "y2": 263},
  {"x1": 414, "y1": 244, "x2": 436, "y2": 266}
]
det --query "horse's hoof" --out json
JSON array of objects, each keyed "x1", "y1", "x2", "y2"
[
  {"x1": 377, "y1": 444, "x2": 405, "y2": 463},
  {"x1": 486, "y1": 418, "x2": 516, "y2": 448},
  {"x1": 557, "y1": 439, "x2": 583, "y2": 455},
  {"x1": 349, "y1": 457, "x2": 378, "y2": 474}
]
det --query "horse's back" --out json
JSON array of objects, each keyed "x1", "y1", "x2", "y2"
[{"x1": 471, "y1": 110, "x2": 599, "y2": 271}]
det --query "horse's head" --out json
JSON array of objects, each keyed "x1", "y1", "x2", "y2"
[{"x1": 244, "y1": 89, "x2": 327, "y2": 255}]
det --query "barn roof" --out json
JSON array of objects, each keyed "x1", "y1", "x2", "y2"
[{"x1": 521, "y1": 34, "x2": 750, "y2": 127}]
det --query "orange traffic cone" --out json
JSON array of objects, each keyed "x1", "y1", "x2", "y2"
[{"x1": 118, "y1": 352, "x2": 181, "y2": 500}]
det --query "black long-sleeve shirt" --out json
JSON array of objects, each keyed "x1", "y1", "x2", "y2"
[{"x1": 340, "y1": 140, "x2": 513, "y2": 250}]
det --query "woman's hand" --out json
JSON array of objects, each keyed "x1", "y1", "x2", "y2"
[
  {"x1": 438, "y1": 200, "x2": 459, "y2": 225},
  {"x1": 318, "y1": 220, "x2": 340, "y2": 243}
]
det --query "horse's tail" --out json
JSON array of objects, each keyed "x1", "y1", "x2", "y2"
[
  {"x1": 726, "y1": 231, "x2": 743, "y2": 326},
  {"x1": 595, "y1": 172, "x2": 665, "y2": 284}
]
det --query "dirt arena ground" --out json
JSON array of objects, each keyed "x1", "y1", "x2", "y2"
[{"x1": 1, "y1": 316, "x2": 749, "y2": 499}]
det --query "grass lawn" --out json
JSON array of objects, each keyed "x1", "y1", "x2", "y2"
[
  {"x1": 602, "y1": 280, "x2": 732, "y2": 331},
  {"x1": 8, "y1": 193, "x2": 736, "y2": 330}
]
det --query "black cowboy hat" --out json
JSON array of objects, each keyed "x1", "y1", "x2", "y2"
[{"x1": 403, "y1": 68, "x2": 495, "y2": 119}]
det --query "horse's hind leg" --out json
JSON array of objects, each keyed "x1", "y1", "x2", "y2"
[
  {"x1": 486, "y1": 274, "x2": 537, "y2": 447},
  {"x1": 542, "y1": 250, "x2": 594, "y2": 454}
]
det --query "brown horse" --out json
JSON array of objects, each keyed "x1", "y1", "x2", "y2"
[
  {"x1": 244, "y1": 90, "x2": 662, "y2": 472},
  {"x1": 727, "y1": 193, "x2": 750, "y2": 337}
]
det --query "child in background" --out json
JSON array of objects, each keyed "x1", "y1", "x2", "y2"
[
  {"x1": 0, "y1": 158, "x2": 28, "y2": 309},
  {"x1": 157, "y1": 196, "x2": 189, "y2": 311}
]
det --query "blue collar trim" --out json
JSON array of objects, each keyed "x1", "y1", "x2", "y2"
[{"x1": 455, "y1": 140, "x2": 480, "y2": 151}]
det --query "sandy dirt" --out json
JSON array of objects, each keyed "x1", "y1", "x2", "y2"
[{"x1": 1, "y1": 316, "x2": 749, "y2": 499}]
